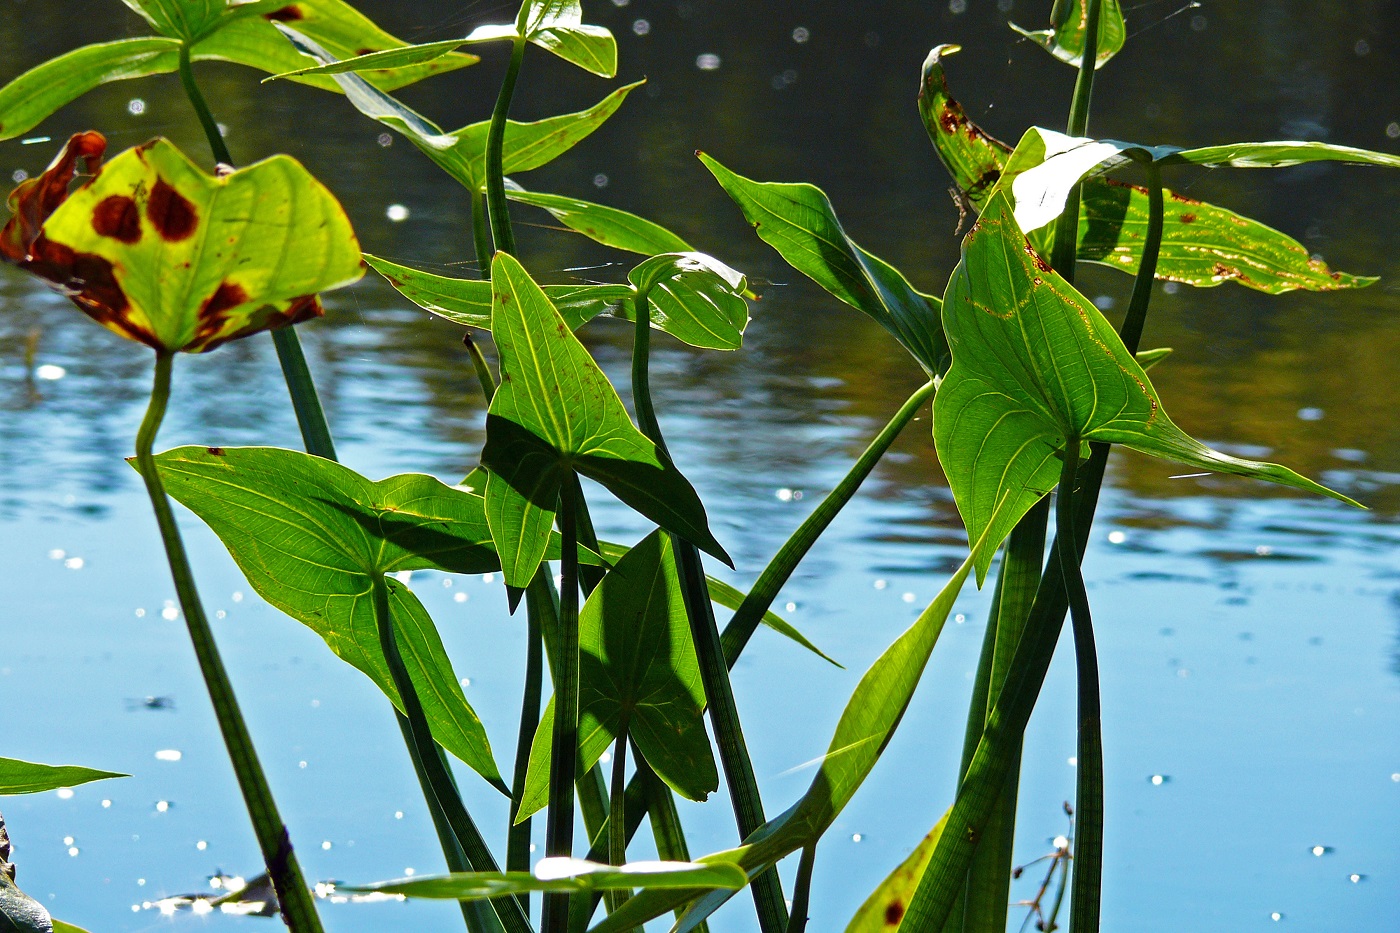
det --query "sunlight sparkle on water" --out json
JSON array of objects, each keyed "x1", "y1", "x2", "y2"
[
  {"x1": 56, "y1": 787, "x2": 73, "y2": 799},
  {"x1": 155, "y1": 749, "x2": 182, "y2": 762},
  {"x1": 696, "y1": 53, "x2": 721, "y2": 70},
  {"x1": 35, "y1": 364, "x2": 66, "y2": 380},
  {"x1": 386, "y1": 204, "x2": 409, "y2": 222}
]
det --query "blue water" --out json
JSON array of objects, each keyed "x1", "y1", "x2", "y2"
[{"x1": 2, "y1": 1, "x2": 1398, "y2": 931}]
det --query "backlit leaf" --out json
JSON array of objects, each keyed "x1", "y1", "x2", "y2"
[
  {"x1": 700, "y1": 153, "x2": 947, "y2": 374},
  {"x1": 0, "y1": 39, "x2": 182, "y2": 142},
  {"x1": 934, "y1": 193, "x2": 1358, "y2": 584},
  {"x1": 505, "y1": 186, "x2": 692, "y2": 255},
  {"x1": 348, "y1": 858, "x2": 746, "y2": 899},
  {"x1": 844, "y1": 813, "x2": 948, "y2": 933},
  {"x1": 516, "y1": 532, "x2": 717, "y2": 821},
  {"x1": 588, "y1": 515, "x2": 1006, "y2": 933},
  {"x1": 0, "y1": 758, "x2": 127, "y2": 796},
  {"x1": 121, "y1": 0, "x2": 234, "y2": 42},
  {"x1": 3, "y1": 135, "x2": 361, "y2": 353},
  {"x1": 464, "y1": 0, "x2": 618, "y2": 77},
  {"x1": 482, "y1": 253, "x2": 729, "y2": 586},
  {"x1": 627, "y1": 252, "x2": 749, "y2": 351},
  {"x1": 152, "y1": 445, "x2": 506, "y2": 787},
  {"x1": 1010, "y1": 0, "x2": 1127, "y2": 69},
  {"x1": 920, "y1": 51, "x2": 1378, "y2": 293},
  {"x1": 196, "y1": 0, "x2": 478, "y2": 91},
  {"x1": 263, "y1": 38, "x2": 469, "y2": 80}
]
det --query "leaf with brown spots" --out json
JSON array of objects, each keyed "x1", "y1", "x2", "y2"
[
  {"x1": 935, "y1": 192, "x2": 1358, "y2": 583},
  {"x1": 0, "y1": 132, "x2": 105, "y2": 263},
  {"x1": 844, "y1": 813, "x2": 947, "y2": 933},
  {"x1": 11, "y1": 136, "x2": 361, "y2": 353}
]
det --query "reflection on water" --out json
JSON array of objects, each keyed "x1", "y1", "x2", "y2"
[{"x1": 0, "y1": 2, "x2": 1396, "y2": 932}]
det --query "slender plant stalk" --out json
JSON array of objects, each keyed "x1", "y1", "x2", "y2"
[
  {"x1": 507, "y1": 603, "x2": 544, "y2": 918},
  {"x1": 178, "y1": 57, "x2": 493, "y2": 926},
  {"x1": 720, "y1": 379, "x2": 937, "y2": 661},
  {"x1": 604, "y1": 731, "x2": 632, "y2": 917},
  {"x1": 946, "y1": 499, "x2": 1048, "y2": 933},
  {"x1": 1049, "y1": 0, "x2": 1105, "y2": 281},
  {"x1": 787, "y1": 844, "x2": 817, "y2": 933},
  {"x1": 1045, "y1": 847, "x2": 1072, "y2": 932},
  {"x1": 370, "y1": 576, "x2": 529, "y2": 933},
  {"x1": 472, "y1": 188, "x2": 496, "y2": 275},
  {"x1": 135, "y1": 352, "x2": 323, "y2": 933},
  {"x1": 1057, "y1": 441, "x2": 1102, "y2": 933},
  {"x1": 464, "y1": 332, "x2": 499, "y2": 407},
  {"x1": 632, "y1": 289, "x2": 788, "y2": 933},
  {"x1": 542, "y1": 478, "x2": 583, "y2": 933},
  {"x1": 486, "y1": 35, "x2": 527, "y2": 255}
]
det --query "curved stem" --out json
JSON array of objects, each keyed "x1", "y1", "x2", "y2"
[
  {"x1": 1056, "y1": 442, "x2": 1102, "y2": 933},
  {"x1": 720, "y1": 379, "x2": 937, "y2": 662},
  {"x1": 542, "y1": 477, "x2": 582, "y2": 933},
  {"x1": 631, "y1": 287, "x2": 788, "y2": 933},
  {"x1": 1049, "y1": 0, "x2": 1105, "y2": 281},
  {"x1": 1119, "y1": 163, "x2": 1164, "y2": 354},
  {"x1": 486, "y1": 35, "x2": 527, "y2": 256},
  {"x1": 370, "y1": 576, "x2": 527, "y2": 933},
  {"x1": 136, "y1": 352, "x2": 323, "y2": 933},
  {"x1": 786, "y1": 844, "x2": 817, "y2": 933},
  {"x1": 177, "y1": 45, "x2": 232, "y2": 166},
  {"x1": 464, "y1": 331, "x2": 499, "y2": 404}
]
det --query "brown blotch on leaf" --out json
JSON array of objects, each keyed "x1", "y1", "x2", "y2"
[
  {"x1": 884, "y1": 900, "x2": 905, "y2": 926},
  {"x1": 201, "y1": 281, "x2": 250, "y2": 318},
  {"x1": 27, "y1": 236, "x2": 161, "y2": 349},
  {"x1": 207, "y1": 447, "x2": 226, "y2": 456},
  {"x1": 357, "y1": 48, "x2": 375, "y2": 57},
  {"x1": 1179, "y1": 212, "x2": 1197, "y2": 224},
  {"x1": 1169, "y1": 190, "x2": 1203, "y2": 206},
  {"x1": 264, "y1": 5, "x2": 303, "y2": 21},
  {"x1": 938, "y1": 104, "x2": 967, "y2": 135},
  {"x1": 0, "y1": 131, "x2": 107, "y2": 264},
  {"x1": 92, "y1": 195, "x2": 142, "y2": 243},
  {"x1": 147, "y1": 179, "x2": 197, "y2": 242},
  {"x1": 1024, "y1": 238, "x2": 1052, "y2": 273}
]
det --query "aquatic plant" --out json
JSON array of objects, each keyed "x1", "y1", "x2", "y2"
[{"x1": 0, "y1": 2, "x2": 1393, "y2": 932}]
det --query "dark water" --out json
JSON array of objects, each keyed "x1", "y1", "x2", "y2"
[{"x1": 1, "y1": 2, "x2": 1396, "y2": 931}]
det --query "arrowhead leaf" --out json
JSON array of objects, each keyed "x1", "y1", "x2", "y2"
[
  {"x1": 934, "y1": 192, "x2": 1359, "y2": 584},
  {"x1": 482, "y1": 253, "x2": 729, "y2": 586},
  {"x1": 463, "y1": 0, "x2": 618, "y2": 77},
  {"x1": 700, "y1": 153, "x2": 947, "y2": 374},
  {"x1": 151, "y1": 445, "x2": 507, "y2": 786},
  {"x1": 516, "y1": 532, "x2": 717, "y2": 821},
  {"x1": 1010, "y1": 0, "x2": 1127, "y2": 69},
  {"x1": 920, "y1": 53, "x2": 1381, "y2": 293},
  {"x1": 5, "y1": 135, "x2": 361, "y2": 353}
]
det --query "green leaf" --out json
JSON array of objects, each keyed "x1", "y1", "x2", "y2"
[
  {"x1": 595, "y1": 541, "x2": 838, "y2": 666},
  {"x1": 22, "y1": 136, "x2": 361, "y2": 353},
  {"x1": 505, "y1": 186, "x2": 693, "y2": 255},
  {"x1": 1162, "y1": 140, "x2": 1400, "y2": 169},
  {"x1": 517, "y1": 532, "x2": 718, "y2": 821},
  {"x1": 364, "y1": 254, "x2": 630, "y2": 331},
  {"x1": 151, "y1": 445, "x2": 506, "y2": 787},
  {"x1": 482, "y1": 253, "x2": 730, "y2": 586},
  {"x1": 627, "y1": 252, "x2": 750, "y2": 351},
  {"x1": 918, "y1": 45, "x2": 1013, "y2": 212},
  {"x1": 588, "y1": 513, "x2": 1008, "y2": 933},
  {"x1": 50, "y1": 921, "x2": 92, "y2": 933},
  {"x1": 263, "y1": 38, "x2": 469, "y2": 81},
  {"x1": 121, "y1": 0, "x2": 232, "y2": 41},
  {"x1": 0, "y1": 38, "x2": 182, "y2": 142},
  {"x1": 348, "y1": 858, "x2": 747, "y2": 899},
  {"x1": 464, "y1": 0, "x2": 618, "y2": 77},
  {"x1": 844, "y1": 812, "x2": 948, "y2": 933},
  {"x1": 699, "y1": 153, "x2": 948, "y2": 375},
  {"x1": 0, "y1": 758, "x2": 127, "y2": 795},
  {"x1": 934, "y1": 192, "x2": 1358, "y2": 584},
  {"x1": 921, "y1": 59, "x2": 1378, "y2": 293},
  {"x1": 195, "y1": 0, "x2": 478, "y2": 92},
  {"x1": 272, "y1": 26, "x2": 637, "y2": 191},
  {"x1": 1010, "y1": 0, "x2": 1127, "y2": 69},
  {"x1": 1135, "y1": 347, "x2": 1171, "y2": 370}
]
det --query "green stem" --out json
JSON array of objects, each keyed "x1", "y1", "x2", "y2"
[
  {"x1": 464, "y1": 331, "x2": 499, "y2": 405},
  {"x1": 177, "y1": 45, "x2": 231, "y2": 166},
  {"x1": 178, "y1": 42, "x2": 338, "y2": 462},
  {"x1": 604, "y1": 731, "x2": 631, "y2": 916},
  {"x1": 631, "y1": 288, "x2": 788, "y2": 933},
  {"x1": 786, "y1": 844, "x2": 817, "y2": 933},
  {"x1": 720, "y1": 379, "x2": 937, "y2": 661},
  {"x1": 370, "y1": 576, "x2": 529, "y2": 933},
  {"x1": 136, "y1": 352, "x2": 323, "y2": 933},
  {"x1": 473, "y1": 188, "x2": 496, "y2": 277},
  {"x1": 1049, "y1": 0, "x2": 1105, "y2": 280},
  {"x1": 507, "y1": 605, "x2": 543, "y2": 918},
  {"x1": 1119, "y1": 163, "x2": 1164, "y2": 354},
  {"x1": 486, "y1": 35, "x2": 527, "y2": 255},
  {"x1": 1057, "y1": 442, "x2": 1102, "y2": 933},
  {"x1": 1045, "y1": 847, "x2": 1071, "y2": 932},
  {"x1": 543, "y1": 477, "x2": 582, "y2": 933}
]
